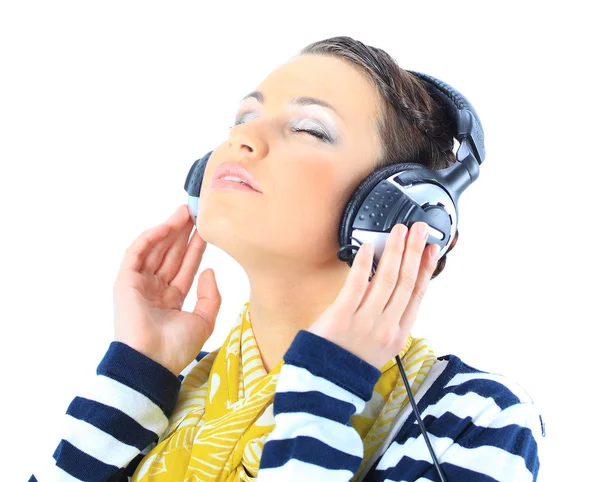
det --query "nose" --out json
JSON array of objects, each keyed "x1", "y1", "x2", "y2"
[{"x1": 228, "y1": 119, "x2": 268, "y2": 160}]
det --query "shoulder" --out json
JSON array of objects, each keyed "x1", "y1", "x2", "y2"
[
  {"x1": 422, "y1": 354, "x2": 545, "y2": 438},
  {"x1": 372, "y1": 354, "x2": 544, "y2": 481},
  {"x1": 433, "y1": 354, "x2": 539, "y2": 407}
]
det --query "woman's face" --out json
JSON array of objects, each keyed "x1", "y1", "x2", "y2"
[{"x1": 196, "y1": 53, "x2": 383, "y2": 272}]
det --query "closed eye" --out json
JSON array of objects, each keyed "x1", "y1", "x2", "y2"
[
  {"x1": 228, "y1": 119, "x2": 333, "y2": 143},
  {"x1": 290, "y1": 126, "x2": 330, "y2": 141}
]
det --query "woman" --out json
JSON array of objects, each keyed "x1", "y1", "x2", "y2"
[{"x1": 30, "y1": 36, "x2": 543, "y2": 481}]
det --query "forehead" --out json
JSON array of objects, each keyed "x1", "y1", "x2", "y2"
[{"x1": 255, "y1": 54, "x2": 381, "y2": 135}]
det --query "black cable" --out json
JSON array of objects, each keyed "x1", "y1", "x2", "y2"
[
  {"x1": 396, "y1": 354, "x2": 447, "y2": 482},
  {"x1": 337, "y1": 236, "x2": 378, "y2": 280}
]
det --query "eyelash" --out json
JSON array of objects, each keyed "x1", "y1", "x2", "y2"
[{"x1": 228, "y1": 119, "x2": 330, "y2": 142}]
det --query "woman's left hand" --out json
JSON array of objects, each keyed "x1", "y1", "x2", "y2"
[{"x1": 307, "y1": 221, "x2": 440, "y2": 370}]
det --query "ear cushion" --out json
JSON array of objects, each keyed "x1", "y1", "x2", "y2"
[
  {"x1": 184, "y1": 150, "x2": 214, "y2": 197},
  {"x1": 338, "y1": 162, "x2": 430, "y2": 244}
]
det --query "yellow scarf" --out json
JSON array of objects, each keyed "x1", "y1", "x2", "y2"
[{"x1": 131, "y1": 302, "x2": 437, "y2": 481}]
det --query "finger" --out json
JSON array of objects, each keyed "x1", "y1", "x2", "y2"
[
  {"x1": 155, "y1": 214, "x2": 195, "y2": 282},
  {"x1": 393, "y1": 243, "x2": 439, "y2": 333},
  {"x1": 334, "y1": 242, "x2": 375, "y2": 313},
  {"x1": 358, "y1": 223, "x2": 408, "y2": 314},
  {"x1": 170, "y1": 228, "x2": 208, "y2": 297},
  {"x1": 141, "y1": 205, "x2": 191, "y2": 273},
  {"x1": 381, "y1": 222, "x2": 430, "y2": 323},
  {"x1": 119, "y1": 206, "x2": 185, "y2": 274}
]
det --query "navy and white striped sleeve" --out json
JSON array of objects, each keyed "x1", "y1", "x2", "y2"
[
  {"x1": 257, "y1": 329, "x2": 381, "y2": 481},
  {"x1": 30, "y1": 341, "x2": 184, "y2": 482}
]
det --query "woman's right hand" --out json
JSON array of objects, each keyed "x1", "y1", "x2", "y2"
[{"x1": 112, "y1": 204, "x2": 222, "y2": 376}]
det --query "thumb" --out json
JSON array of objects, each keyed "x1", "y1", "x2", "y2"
[{"x1": 193, "y1": 268, "x2": 221, "y2": 332}]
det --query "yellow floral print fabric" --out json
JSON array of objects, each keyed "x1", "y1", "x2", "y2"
[{"x1": 131, "y1": 302, "x2": 437, "y2": 481}]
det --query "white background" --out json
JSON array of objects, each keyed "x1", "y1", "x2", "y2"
[{"x1": 1, "y1": 1, "x2": 597, "y2": 480}]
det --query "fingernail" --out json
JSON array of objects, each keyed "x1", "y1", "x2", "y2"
[
  {"x1": 430, "y1": 244, "x2": 440, "y2": 260},
  {"x1": 364, "y1": 243, "x2": 374, "y2": 256},
  {"x1": 395, "y1": 224, "x2": 407, "y2": 240},
  {"x1": 417, "y1": 222, "x2": 429, "y2": 239}
]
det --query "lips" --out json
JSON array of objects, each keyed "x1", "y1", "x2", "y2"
[{"x1": 211, "y1": 161, "x2": 263, "y2": 193}]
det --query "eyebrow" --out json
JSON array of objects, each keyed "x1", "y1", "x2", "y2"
[{"x1": 239, "y1": 90, "x2": 342, "y2": 119}]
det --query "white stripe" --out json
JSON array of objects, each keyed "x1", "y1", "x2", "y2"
[
  {"x1": 78, "y1": 374, "x2": 168, "y2": 435},
  {"x1": 267, "y1": 411, "x2": 363, "y2": 458},
  {"x1": 418, "y1": 391, "x2": 503, "y2": 422},
  {"x1": 241, "y1": 329, "x2": 254, "y2": 348},
  {"x1": 227, "y1": 330, "x2": 241, "y2": 345},
  {"x1": 243, "y1": 356, "x2": 266, "y2": 388},
  {"x1": 243, "y1": 348, "x2": 262, "y2": 363},
  {"x1": 243, "y1": 356, "x2": 264, "y2": 372},
  {"x1": 376, "y1": 433, "x2": 453, "y2": 469},
  {"x1": 168, "y1": 391, "x2": 208, "y2": 421},
  {"x1": 378, "y1": 432, "x2": 533, "y2": 481},
  {"x1": 276, "y1": 364, "x2": 366, "y2": 414},
  {"x1": 31, "y1": 454, "x2": 86, "y2": 481},
  {"x1": 61, "y1": 413, "x2": 139, "y2": 468},
  {"x1": 257, "y1": 457, "x2": 354, "y2": 482},
  {"x1": 485, "y1": 402, "x2": 542, "y2": 434},
  {"x1": 245, "y1": 368, "x2": 266, "y2": 389},
  {"x1": 445, "y1": 372, "x2": 534, "y2": 403}
]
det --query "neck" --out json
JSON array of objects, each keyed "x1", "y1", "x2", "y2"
[{"x1": 246, "y1": 259, "x2": 351, "y2": 373}]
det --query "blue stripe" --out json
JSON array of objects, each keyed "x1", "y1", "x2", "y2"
[
  {"x1": 67, "y1": 396, "x2": 157, "y2": 450},
  {"x1": 274, "y1": 391, "x2": 356, "y2": 424},
  {"x1": 284, "y1": 330, "x2": 381, "y2": 401},
  {"x1": 381, "y1": 457, "x2": 500, "y2": 482},
  {"x1": 125, "y1": 452, "x2": 146, "y2": 476},
  {"x1": 259, "y1": 436, "x2": 362, "y2": 472},
  {"x1": 97, "y1": 341, "x2": 181, "y2": 418},
  {"x1": 440, "y1": 354, "x2": 486, "y2": 375},
  {"x1": 444, "y1": 378, "x2": 522, "y2": 409},
  {"x1": 196, "y1": 350, "x2": 210, "y2": 361},
  {"x1": 392, "y1": 410, "x2": 472, "y2": 446},
  {"x1": 105, "y1": 468, "x2": 128, "y2": 481},
  {"x1": 53, "y1": 439, "x2": 119, "y2": 481}
]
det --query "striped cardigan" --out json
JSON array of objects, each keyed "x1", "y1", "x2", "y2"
[{"x1": 30, "y1": 330, "x2": 544, "y2": 481}]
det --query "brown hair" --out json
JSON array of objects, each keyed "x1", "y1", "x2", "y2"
[{"x1": 300, "y1": 36, "x2": 459, "y2": 279}]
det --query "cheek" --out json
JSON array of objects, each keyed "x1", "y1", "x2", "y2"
[
  {"x1": 269, "y1": 159, "x2": 349, "y2": 243},
  {"x1": 287, "y1": 163, "x2": 337, "y2": 201}
]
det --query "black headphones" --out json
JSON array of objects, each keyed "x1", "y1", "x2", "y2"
[
  {"x1": 184, "y1": 71, "x2": 485, "y2": 279},
  {"x1": 183, "y1": 71, "x2": 485, "y2": 481}
]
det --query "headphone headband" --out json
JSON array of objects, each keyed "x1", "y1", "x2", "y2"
[{"x1": 407, "y1": 70, "x2": 486, "y2": 165}]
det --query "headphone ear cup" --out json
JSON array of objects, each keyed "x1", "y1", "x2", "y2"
[
  {"x1": 184, "y1": 150, "x2": 214, "y2": 224},
  {"x1": 338, "y1": 162, "x2": 427, "y2": 249},
  {"x1": 338, "y1": 162, "x2": 455, "y2": 268}
]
